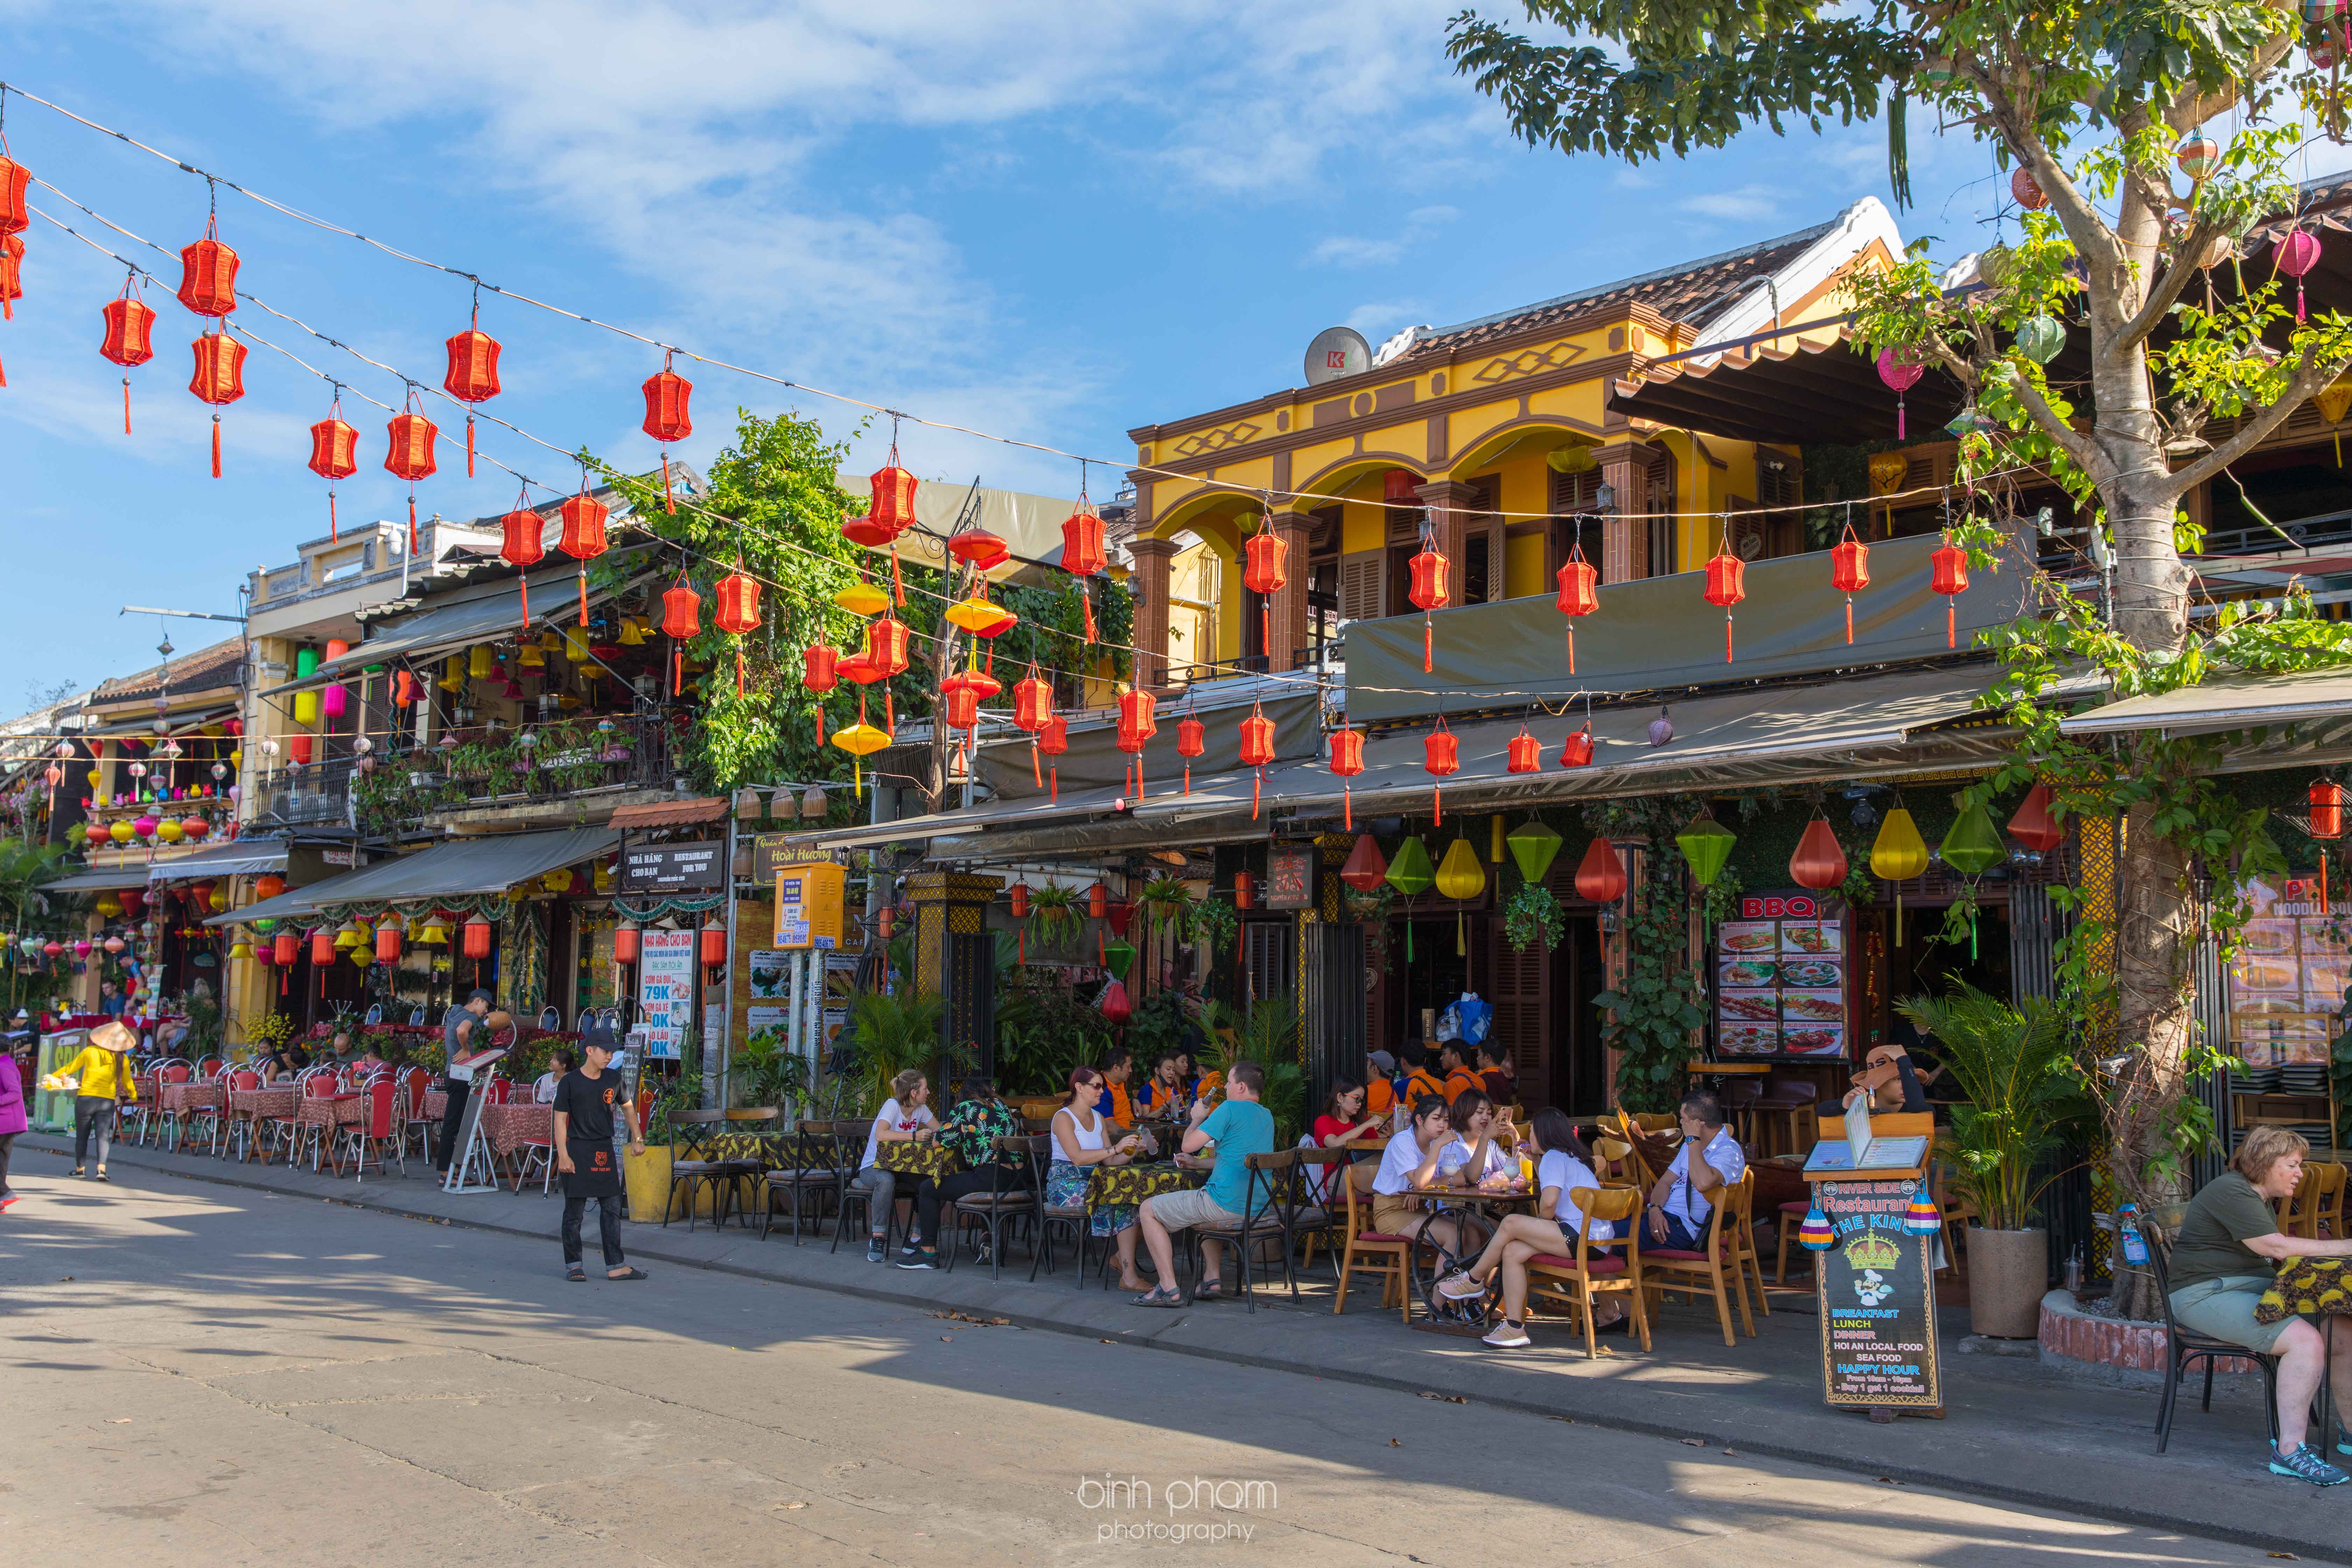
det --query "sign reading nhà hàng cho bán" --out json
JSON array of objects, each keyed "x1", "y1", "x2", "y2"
[{"x1": 1815, "y1": 1177, "x2": 1941, "y2": 1409}]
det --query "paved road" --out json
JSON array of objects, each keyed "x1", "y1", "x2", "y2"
[{"x1": 0, "y1": 1167, "x2": 2290, "y2": 1566}]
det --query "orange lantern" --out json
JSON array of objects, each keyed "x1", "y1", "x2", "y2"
[
  {"x1": 0, "y1": 152, "x2": 25, "y2": 237},
  {"x1": 948, "y1": 527, "x2": 1008, "y2": 570},
  {"x1": 1574, "y1": 836, "x2": 1626, "y2": 903},
  {"x1": 804, "y1": 644, "x2": 840, "y2": 745},
  {"x1": 99, "y1": 275, "x2": 158, "y2": 435},
  {"x1": 384, "y1": 393, "x2": 440, "y2": 553},
  {"x1": 1555, "y1": 544, "x2": 1598, "y2": 673},
  {"x1": 868, "y1": 458, "x2": 918, "y2": 542},
  {"x1": 1790, "y1": 816, "x2": 1848, "y2": 891},
  {"x1": 1931, "y1": 536, "x2": 1969, "y2": 648},
  {"x1": 1559, "y1": 726, "x2": 1594, "y2": 769},
  {"x1": 310, "y1": 927, "x2": 335, "y2": 966},
  {"x1": 1702, "y1": 533, "x2": 1746, "y2": 662},
  {"x1": 1116, "y1": 687, "x2": 1157, "y2": 799},
  {"x1": 1088, "y1": 881, "x2": 1109, "y2": 919},
  {"x1": 700, "y1": 924, "x2": 727, "y2": 968},
  {"x1": 273, "y1": 929, "x2": 299, "y2": 967},
  {"x1": 1242, "y1": 515, "x2": 1289, "y2": 657},
  {"x1": 1176, "y1": 713, "x2": 1206, "y2": 795},
  {"x1": 0, "y1": 233, "x2": 17, "y2": 324},
  {"x1": 1330, "y1": 725, "x2": 1365, "y2": 829},
  {"x1": 462, "y1": 916, "x2": 492, "y2": 961},
  {"x1": 443, "y1": 309, "x2": 502, "y2": 477},
  {"x1": 374, "y1": 922, "x2": 402, "y2": 965},
  {"x1": 177, "y1": 215, "x2": 239, "y2": 317},
  {"x1": 559, "y1": 485, "x2": 609, "y2": 626},
  {"x1": 2008, "y1": 783, "x2": 2066, "y2": 853},
  {"x1": 1012, "y1": 668, "x2": 1052, "y2": 733},
  {"x1": 307, "y1": 396, "x2": 359, "y2": 538},
  {"x1": 1507, "y1": 726, "x2": 1541, "y2": 774},
  {"x1": 641, "y1": 350, "x2": 694, "y2": 512},
  {"x1": 662, "y1": 577, "x2": 702, "y2": 640},
  {"x1": 2311, "y1": 778, "x2": 2347, "y2": 841},
  {"x1": 254, "y1": 874, "x2": 287, "y2": 902},
  {"x1": 1239, "y1": 703, "x2": 1276, "y2": 820},
  {"x1": 1008, "y1": 882, "x2": 1032, "y2": 919},
  {"x1": 1062, "y1": 504, "x2": 1108, "y2": 638},
  {"x1": 500, "y1": 493, "x2": 545, "y2": 630},
  {"x1": 1234, "y1": 872, "x2": 1256, "y2": 912},
  {"x1": 1408, "y1": 538, "x2": 1450, "y2": 673},
  {"x1": 867, "y1": 616, "x2": 911, "y2": 680},
  {"x1": 1038, "y1": 714, "x2": 1069, "y2": 802},
  {"x1": 942, "y1": 682, "x2": 981, "y2": 732},
  {"x1": 1830, "y1": 525, "x2": 1870, "y2": 645},
  {"x1": 714, "y1": 568, "x2": 762, "y2": 695},
  {"x1": 188, "y1": 329, "x2": 246, "y2": 478},
  {"x1": 612, "y1": 923, "x2": 640, "y2": 965},
  {"x1": 1424, "y1": 719, "x2": 1459, "y2": 825}
]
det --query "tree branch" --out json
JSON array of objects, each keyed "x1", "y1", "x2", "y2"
[
  {"x1": 1952, "y1": 47, "x2": 2120, "y2": 274},
  {"x1": 2003, "y1": 366, "x2": 2102, "y2": 477},
  {"x1": 2110, "y1": 217, "x2": 2230, "y2": 359},
  {"x1": 2170, "y1": 351, "x2": 2352, "y2": 494}
]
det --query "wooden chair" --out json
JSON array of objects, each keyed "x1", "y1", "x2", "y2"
[
  {"x1": 1750, "y1": 1077, "x2": 1820, "y2": 1159},
  {"x1": 2278, "y1": 1162, "x2": 2348, "y2": 1239},
  {"x1": 1525, "y1": 1186, "x2": 1652, "y2": 1358},
  {"x1": 1934, "y1": 1164, "x2": 1977, "y2": 1275},
  {"x1": 1333, "y1": 1164, "x2": 1413, "y2": 1322},
  {"x1": 1592, "y1": 1135, "x2": 1652, "y2": 1191},
  {"x1": 1642, "y1": 1169, "x2": 1759, "y2": 1345},
  {"x1": 2317, "y1": 1162, "x2": 2349, "y2": 1240}
]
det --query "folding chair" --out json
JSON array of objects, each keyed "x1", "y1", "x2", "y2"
[{"x1": 338, "y1": 1077, "x2": 404, "y2": 1182}]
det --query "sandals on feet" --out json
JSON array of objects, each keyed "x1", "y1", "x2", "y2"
[
  {"x1": 1132, "y1": 1286, "x2": 1186, "y2": 1308},
  {"x1": 607, "y1": 1267, "x2": 649, "y2": 1281},
  {"x1": 1191, "y1": 1280, "x2": 1228, "y2": 1303},
  {"x1": 566, "y1": 1266, "x2": 587, "y2": 1283}
]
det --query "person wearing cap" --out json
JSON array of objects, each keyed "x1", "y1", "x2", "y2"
[
  {"x1": 1364, "y1": 1051, "x2": 1400, "y2": 1122},
  {"x1": 436, "y1": 990, "x2": 496, "y2": 1172},
  {"x1": 48, "y1": 1020, "x2": 139, "y2": 1180},
  {"x1": 554, "y1": 1025, "x2": 648, "y2": 1282}
]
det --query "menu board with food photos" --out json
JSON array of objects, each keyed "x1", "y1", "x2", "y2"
[
  {"x1": 1714, "y1": 890, "x2": 1850, "y2": 1059},
  {"x1": 2227, "y1": 874, "x2": 2349, "y2": 1074}
]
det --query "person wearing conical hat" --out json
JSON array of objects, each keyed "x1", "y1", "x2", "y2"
[{"x1": 46, "y1": 1020, "x2": 139, "y2": 1181}]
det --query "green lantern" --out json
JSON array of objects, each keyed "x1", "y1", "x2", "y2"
[
  {"x1": 1386, "y1": 835, "x2": 1435, "y2": 897},
  {"x1": 1505, "y1": 820, "x2": 1563, "y2": 884},
  {"x1": 1101, "y1": 938, "x2": 1135, "y2": 981},
  {"x1": 1674, "y1": 811, "x2": 1737, "y2": 888},
  {"x1": 1939, "y1": 800, "x2": 2009, "y2": 958},
  {"x1": 2014, "y1": 313, "x2": 2066, "y2": 364}
]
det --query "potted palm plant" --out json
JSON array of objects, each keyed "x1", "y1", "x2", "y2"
[{"x1": 1896, "y1": 983, "x2": 2085, "y2": 1338}]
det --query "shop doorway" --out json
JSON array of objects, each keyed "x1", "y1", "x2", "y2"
[
  {"x1": 1554, "y1": 915, "x2": 1609, "y2": 1115},
  {"x1": 1877, "y1": 900, "x2": 2013, "y2": 1054},
  {"x1": 1389, "y1": 916, "x2": 1475, "y2": 1049}
]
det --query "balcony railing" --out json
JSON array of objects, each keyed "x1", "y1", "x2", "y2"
[
  {"x1": 251, "y1": 757, "x2": 359, "y2": 830},
  {"x1": 350, "y1": 714, "x2": 680, "y2": 836}
]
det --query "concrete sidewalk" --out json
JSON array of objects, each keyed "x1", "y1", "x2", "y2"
[{"x1": 19, "y1": 1130, "x2": 2348, "y2": 1561}]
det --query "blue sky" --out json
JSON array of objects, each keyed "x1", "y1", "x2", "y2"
[{"x1": 0, "y1": 0, "x2": 2029, "y2": 706}]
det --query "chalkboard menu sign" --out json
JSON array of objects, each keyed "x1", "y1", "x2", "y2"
[
  {"x1": 1815, "y1": 1176, "x2": 1941, "y2": 1409},
  {"x1": 621, "y1": 839, "x2": 725, "y2": 894},
  {"x1": 1266, "y1": 846, "x2": 1317, "y2": 911}
]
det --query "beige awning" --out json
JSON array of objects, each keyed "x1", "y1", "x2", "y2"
[{"x1": 2058, "y1": 666, "x2": 2352, "y2": 738}]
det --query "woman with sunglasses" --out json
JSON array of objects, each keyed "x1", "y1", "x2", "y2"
[{"x1": 1046, "y1": 1065, "x2": 1148, "y2": 1291}]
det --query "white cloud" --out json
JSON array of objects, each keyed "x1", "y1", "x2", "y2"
[
  {"x1": 1680, "y1": 184, "x2": 1786, "y2": 223},
  {"x1": 1344, "y1": 301, "x2": 1426, "y2": 336},
  {"x1": 1306, "y1": 204, "x2": 1459, "y2": 268}
]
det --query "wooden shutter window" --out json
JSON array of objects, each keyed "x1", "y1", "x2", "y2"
[{"x1": 1339, "y1": 549, "x2": 1387, "y2": 622}]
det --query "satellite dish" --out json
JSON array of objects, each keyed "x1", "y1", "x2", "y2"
[{"x1": 1304, "y1": 327, "x2": 1372, "y2": 386}]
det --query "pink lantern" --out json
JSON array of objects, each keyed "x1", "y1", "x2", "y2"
[
  {"x1": 1876, "y1": 346, "x2": 1925, "y2": 440},
  {"x1": 2275, "y1": 228, "x2": 2323, "y2": 322}
]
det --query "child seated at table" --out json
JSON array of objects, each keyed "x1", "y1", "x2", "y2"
[
  {"x1": 1368, "y1": 1096, "x2": 1461, "y2": 1256},
  {"x1": 1436, "y1": 1109, "x2": 1625, "y2": 1348}
]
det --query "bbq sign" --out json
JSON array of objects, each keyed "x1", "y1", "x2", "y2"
[{"x1": 1740, "y1": 892, "x2": 1833, "y2": 920}]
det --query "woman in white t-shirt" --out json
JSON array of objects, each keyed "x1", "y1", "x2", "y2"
[
  {"x1": 850, "y1": 1069, "x2": 939, "y2": 1263},
  {"x1": 1367, "y1": 1096, "x2": 1462, "y2": 1257},
  {"x1": 1435, "y1": 1108, "x2": 1626, "y2": 1348},
  {"x1": 1437, "y1": 1089, "x2": 1519, "y2": 1189}
]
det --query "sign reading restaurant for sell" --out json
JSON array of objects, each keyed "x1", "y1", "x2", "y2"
[
  {"x1": 621, "y1": 838, "x2": 724, "y2": 894},
  {"x1": 636, "y1": 928, "x2": 697, "y2": 1059}
]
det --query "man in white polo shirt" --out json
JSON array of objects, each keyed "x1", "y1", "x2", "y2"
[{"x1": 1645, "y1": 1088, "x2": 1746, "y2": 1251}]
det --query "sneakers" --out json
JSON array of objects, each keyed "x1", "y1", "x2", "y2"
[
  {"x1": 899, "y1": 1238, "x2": 923, "y2": 1258},
  {"x1": 896, "y1": 1251, "x2": 940, "y2": 1270},
  {"x1": 866, "y1": 1238, "x2": 887, "y2": 1264},
  {"x1": 1482, "y1": 1319, "x2": 1532, "y2": 1349},
  {"x1": 1436, "y1": 1271, "x2": 1486, "y2": 1302},
  {"x1": 2268, "y1": 1443, "x2": 2350, "y2": 1486}
]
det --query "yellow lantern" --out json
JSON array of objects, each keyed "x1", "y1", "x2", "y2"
[
  {"x1": 616, "y1": 616, "x2": 648, "y2": 647},
  {"x1": 156, "y1": 819, "x2": 185, "y2": 844},
  {"x1": 539, "y1": 629, "x2": 564, "y2": 652},
  {"x1": 333, "y1": 919, "x2": 364, "y2": 950},
  {"x1": 1434, "y1": 836, "x2": 1486, "y2": 957},
  {"x1": 85, "y1": 769, "x2": 101, "y2": 789},
  {"x1": 542, "y1": 868, "x2": 574, "y2": 893},
  {"x1": 518, "y1": 642, "x2": 546, "y2": 668},
  {"x1": 562, "y1": 626, "x2": 592, "y2": 662},
  {"x1": 293, "y1": 688, "x2": 321, "y2": 726},
  {"x1": 348, "y1": 945, "x2": 371, "y2": 968},
  {"x1": 417, "y1": 915, "x2": 448, "y2": 945},
  {"x1": 943, "y1": 593, "x2": 1018, "y2": 637},
  {"x1": 439, "y1": 654, "x2": 467, "y2": 692},
  {"x1": 229, "y1": 748, "x2": 243, "y2": 770},
  {"x1": 468, "y1": 644, "x2": 494, "y2": 679},
  {"x1": 834, "y1": 581, "x2": 889, "y2": 617},
  {"x1": 228, "y1": 939, "x2": 252, "y2": 959},
  {"x1": 1868, "y1": 452, "x2": 1908, "y2": 494},
  {"x1": 209, "y1": 886, "x2": 231, "y2": 913},
  {"x1": 1870, "y1": 806, "x2": 1931, "y2": 944},
  {"x1": 108, "y1": 820, "x2": 134, "y2": 844},
  {"x1": 95, "y1": 895, "x2": 123, "y2": 919}
]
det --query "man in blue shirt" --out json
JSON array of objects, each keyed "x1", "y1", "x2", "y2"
[{"x1": 1130, "y1": 1060, "x2": 1274, "y2": 1307}]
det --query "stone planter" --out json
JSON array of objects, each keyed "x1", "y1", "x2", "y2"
[{"x1": 1966, "y1": 1224, "x2": 2048, "y2": 1338}]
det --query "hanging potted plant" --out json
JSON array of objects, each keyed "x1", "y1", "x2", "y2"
[
  {"x1": 1502, "y1": 881, "x2": 1564, "y2": 954},
  {"x1": 1027, "y1": 883, "x2": 1082, "y2": 953},
  {"x1": 1896, "y1": 984, "x2": 2086, "y2": 1337}
]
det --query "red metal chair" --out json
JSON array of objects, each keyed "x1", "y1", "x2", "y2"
[
  {"x1": 289, "y1": 1068, "x2": 344, "y2": 1171},
  {"x1": 338, "y1": 1077, "x2": 403, "y2": 1182}
]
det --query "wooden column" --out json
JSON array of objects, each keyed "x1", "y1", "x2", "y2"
[
  {"x1": 1127, "y1": 535, "x2": 1180, "y2": 691},
  {"x1": 1267, "y1": 510, "x2": 1312, "y2": 672},
  {"x1": 1413, "y1": 479, "x2": 1479, "y2": 603},
  {"x1": 1595, "y1": 442, "x2": 1653, "y2": 584}
]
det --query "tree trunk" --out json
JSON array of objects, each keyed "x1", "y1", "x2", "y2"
[{"x1": 2106, "y1": 806, "x2": 2196, "y2": 1319}]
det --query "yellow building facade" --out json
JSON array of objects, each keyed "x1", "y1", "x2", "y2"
[{"x1": 1123, "y1": 200, "x2": 1905, "y2": 684}]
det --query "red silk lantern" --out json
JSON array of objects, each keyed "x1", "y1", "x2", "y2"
[
  {"x1": 1038, "y1": 714, "x2": 1069, "y2": 802},
  {"x1": 1099, "y1": 978, "x2": 1133, "y2": 1026},
  {"x1": 500, "y1": 494, "x2": 544, "y2": 630},
  {"x1": 100, "y1": 276, "x2": 158, "y2": 435},
  {"x1": 714, "y1": 568, "x2": 761, "y2": 695},
  {"x1": 948, "y1": 528, "x2": 1008, "y2": 570},
  {"x1": 288, "y1": 733, "x2": 315, "y2": 766},
  {"x1": 254, "y1": 874, "x2": 287, "y2": 902},
  {"x1": 1341, "y1": 832, "x2": 1388, "y2": 892},
  {"x1": 0, "y1": 153, "x2": 25, "y2": 237},
  {"x1": 1232, "y1": 873, "x2": 1256, "y2": 913},
  {"x1": 1177, "y1": 713, "x2": 1205, "y2": 795},
  {"x1": 1507, "y1": 726, "x2": 1541, "y2": 774},
  {"x1": 1555, "y1": 545, "x2": 1598, "y2": 673},
  {"x1": 273, "y1": 929, "x2": 299, "y2": 968},
  {"x1": 310, "y1": 927, "x2": 335, "y2": 966},
  {"x1": 1559, "y1": 726, "x2": 1594, "y2": 768},
  {"x1": 307, "y1": 396, "x2": 359, "y2": 538},
  {"x1": 2008, "y1": 783, "x2": 2066, "y2": 853},
  {"x1": 462, "y1": 916, "x2": 492, "y2": 961},
  {"x1": 1088, "y1": 881, "x2": 1109, "y2": 920},
  {"x1": 1008, "y1": 883, "x2": 1032, "y2": 919},
  {"x1": 560, "y1": 485, "x2": 609, "y2": 626},
  {"x1": 1574, "y1": 836, "x2": 1627, "y2": 903},
  {"x1": 1424, "y1": 719, "x2": 1459, "y2": 825},
  {"x1": 1242, "y1": 517, "x2": 1289, "y2": 658},
  {"x1": 394, "y1": 668, "x2": 419, "y2": 707},
  {"x1": 867, "y1": 616, "x2": 911, "y2": 679},
  {"x1": 700, "y1": 925, "x2": 727, "y2": 968},
  {"x1": 2010, "y1": 167, "x2": 2047, "y2": 211},
  {"x1": 443, "y1": 312, "x2": 502, "y2": 477},
  {"x1": 1117, "y1": 687, "x2": 1157, "y2": 799},
  {"x1": 942, "y1": 683, "x2": 980, "y2": 732},
  {"x1": 804, "y1": 644, "x2": 840, "y2": 745},
  {"x1": 1790, "y1": 816, "x2": 1849, "y2": 891},
  {"x1": 177, "y1": 216, "x2": 239, "y2": 317},
  {"x1": 876, "y1": 906, "x2": 895, "y2": 941},
  {"x1": 1329, "y1": 725, "x2": 1365, "y2": 829},
  {"x1": 1702, "y1": 535, "x2": 1746, "y2": 663},
  {"x1": 2310, "y1": 778, "x2": 2346, "y2": 841},
  {"x1": 663, "y1": 575, "x2": 702, "y2": 696},
  {"x1": 1012, "y1": 669, "x2": 1051, "y2": 733},
  {"x1": 189, "y1": 329, "x2": 246, "y2": 478},
  {"x1": 868, "y1": 460, "x2": 918, "y2": 541},
  {"x1": 385, "y1": 394, "x2": 439, "y2": 553},
  {"x1": 374, "y1": 923, "x2": 402, "y2": 965},
  {"x1": 835, "y1": 649, "x2": 882, "y2": 686},
  {"x1": 613, "y1": 923, "x2": 640, "y2": 965},
  {"x1": 642, "y1": 350, "x2": 694, "y2": 513},
  {"x1": 1408, "y1": 539, "x2": 1449, "y2": 673},
  {"x1": 0, "y1": 233, "x2": 18, "y2": 324},
  {"x1": 1239, "y1": 704, "x2": 1276, "y2": 820},
  {"x1": 1383, "y1": 468, "x2": 1422, "y2": 505},
  {"x1": 1830, "y1": 526, "x2": 1870, "y2": 645},
  {"x1": 2276, "y1": 228, "x2": 2323, "y2": 323},
  {"x1": 1063, "y1": 505, "x2": 1108, "y2": 639},
  {"x1": 1931, "y1": 537, "x2": 1969, "y2": 649}
]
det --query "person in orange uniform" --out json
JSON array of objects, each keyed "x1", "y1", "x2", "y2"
[
  {"x1": 1364, "y1": 1050, "x2": 1400, "y2": 1122},
  {"x1": 1437, "y1": 1041, "x2": 1481, "y2": 1102},
  {"x1": 1399, "y1": 1044, "x2": 1448, "y2": 1107},
  {"x1": 1095, "y1": 1046, "x2": 1138, "y2": 1130}
]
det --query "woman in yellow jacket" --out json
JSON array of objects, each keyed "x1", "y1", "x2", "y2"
[{"x1": 47, "y1": 1021, "x2": 138, "y2": 1180}]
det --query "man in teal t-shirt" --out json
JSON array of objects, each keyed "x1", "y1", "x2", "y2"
[{"x1": 1130, "y1": 1060, "x2": 1275, "y2": 1308}]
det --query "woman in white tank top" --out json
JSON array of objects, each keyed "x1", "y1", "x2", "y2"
[{"x1": 1048, "y1": 1065, "x2": 1146, "y2": 1290}]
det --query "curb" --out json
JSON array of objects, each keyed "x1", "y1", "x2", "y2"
[{"x1": 15, "y1": 1136, "x2": 2344, "y2": 1565}]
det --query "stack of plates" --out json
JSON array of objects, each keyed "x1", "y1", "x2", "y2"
[{"x1": 2231, "y1": 1068, "x2": 2282, "y2": 1094}]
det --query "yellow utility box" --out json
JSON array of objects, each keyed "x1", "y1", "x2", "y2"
[{"x1": 772, "y1": 862, "x2": 847, "y2": 950}]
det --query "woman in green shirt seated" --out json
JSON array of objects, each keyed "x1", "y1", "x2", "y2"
[{"x1": 2168, "y1": 1126, "x2": 2352, "y2": 1487}]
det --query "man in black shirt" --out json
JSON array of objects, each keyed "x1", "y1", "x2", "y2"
[{"x1": 553, "y1": 1027, "x2": 649, "y2": 1282}]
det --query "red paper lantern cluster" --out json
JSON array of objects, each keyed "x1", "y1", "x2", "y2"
[
  {"x1": 1555, "y1": 544, "x2": 1598, "y2": 673},
  {"x1": 1329, "y1": 726, "x2": 1365, "y2": 830},
  {"x1": 642, "y1": 349, "x2": 694, "y2": 513}
]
